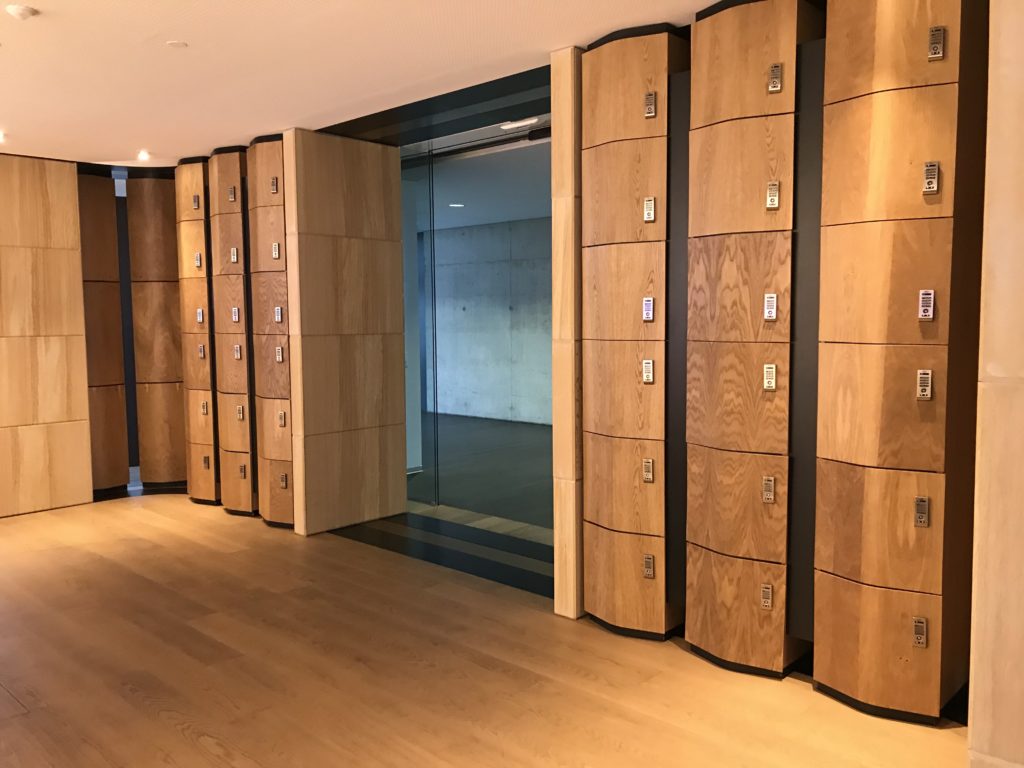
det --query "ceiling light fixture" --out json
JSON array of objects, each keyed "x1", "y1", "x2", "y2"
[
  {"x1": 500, "y1": 118, "x2": 539, "y2": 131},
  {"x1": 137, "y1": 149, "x2": 150, "y2": 162},
  {"x1": 448, "y1": 203, "x2": 465, "y2": 208},
  {"x1": 165, "y1": 40, "x2": 189, "y2": 48},
  {"x1": 5, "y1": 4, "x2": 40, "y2": 20},
  {"x1": 0, "y1": 131, "x2": 6, "y2": 144}
]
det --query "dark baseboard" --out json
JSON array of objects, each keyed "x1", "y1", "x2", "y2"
[{"x1": 813, "y1": 682, "x2": 940, "y2": 726}]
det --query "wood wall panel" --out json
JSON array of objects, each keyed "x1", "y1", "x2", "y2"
[
  {"x1": 250, "y1": 271, "x2": 289, "y2": 335},
  {"x1": 181, "y1": 332, "x2": 212, "y2": 390},
  {"x1": 176, "y1": 219, "x2": 208, "y2": 278},
  {"x1": 582, "y1": 242, "x2": 665, "y2": 341},
  {"x1": 816, "y1": 459, "x2": 945, "y2": 594},
  {"x1": 685, "y1": 543, "x2": 793, "y2": 673},
  {"x1": 582, "y1": 340, "x2": 664, "y2": 440},
  {"x1": 824, "y1": 0, "x2": 963, "y2": 105},
  {"x1": 127, "y1": 178, "x2": 177, "y2": 281},
  {"x1": 211, "y1": 212, "x2": 244, "y2": 276},
  {"x1": 78, "y1": 175, "x2": 118, "y2": 281},
  {"x1": 256, "y1": 396, "x2": 292, "y2": 461},
  {"x1": 686, "y1": 443, "x2": 789, "y2": 563},
  {"x1": 817, "y1": 343, "x2": 947, "y2": 472},
  {"x1": 687, "y1": 232, "x2": 791, "y2": 343},
  {"x1": 689, "y1": 115, "x2": 795, "y2": 237},
  {"x1": 249, "y1": 205, "x2": 287, "y2": 273},
  {"x1": 814, "y1": 570, "x2": 943, "y2": 717},
  {"x1": 258, "y1": 456, "x2": 293, "y2": 525},
  {"x1": 137, "y1": 382, "x2": 186, "y2": 483},
  {"x1": 219, "y1": 449, "x2": 255, "y2": 512},
  {"x1": 0, "y1": 337, "x2": 89, "y2": 427},
  {"x1": 0, "y1": 155, "x2": 80, "y2": 249},
  {"x1": 131, "y1": 281, "x2": 182, "y2": 383},
  {"x1": 821, "y1": 84, "x2": 959, "y2": 226},
  {"x1": 584, "y1": 522, "x2": 675, "y2": 634},
  {"x1": 217, "y1": 392, "x2": 251, "y2": 453},
  {"x1": 0, "y1": 421, "x2": 92, "y2": 518},
  {"x1": 82, "y1": 281, "x2": 124, "y2": 387},
  {"x1": 247, "y1": 140, "x2": 285, "y2": 210},
  {"x1": 0, "y1": 247, "x2": 85, "y2": 337},
  {"x1": 174, "y1": 163, "x2": 206, "y2": 223},
  {"x1": 820, "y1": 219, "x2": 953, "y2": 345},
  {"x1": 215, "y1": 332, "x2": 250, "y2": 395},
  {"x1": 87, "y1": 385, "x2": 129, "y2": 490},
  {"x1": 184, "y1": 388, "x2": 214, "y2": 446},
  {"x1": 582, "y1": 432, "x2": 664, "y2": 536},
  {"x1": 686, "y1": 341, "x2": 790, "y2": 454},
  {"x1": 582, "y1": 137, "x2": 667, "y2": 246},
  {"x1": 212, "y1": 274, "x2": 247, "y2": 331},
  {"x1": 208, "y1": 152, "x2": 243, "y2": 217}
]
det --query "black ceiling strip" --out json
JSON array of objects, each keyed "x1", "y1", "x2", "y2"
[
  {"x1": 126, "y1": 166, "x2": 176, "y2": 180},
  {"x1": 587, "y1": 22, "x2": 690, "y2": 50},
  {"x1": 76, "y1": 162, "x2": 115, "y2": 178}
]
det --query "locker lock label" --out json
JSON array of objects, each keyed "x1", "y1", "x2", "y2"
[
  {"x1": 270, "y1": 176, "x2": 280, "y2": 194},
  {"x1": 272, "y1": 242, "x2": 281, "y2": 260},
  {"x1": 923, "y1": 161, "x2": 940, "y2": 195},
  {"x1": 275, "y1": 346, "x2": 285, "y2": 363},
  {"x1": 763, "y1": 293, "x2": 778, "y2": 322},
  {"x1": 760, "y1": 584, "x2": 773, "y2": 610},
  {"x1": 239, "y1": 464, "x2": 247, "y2": 479},
  {"x1": 643, "y1": 197, "x2": 656, "y2": 223},
  {"x1": 642, "y1": 554, "x2": 655, "y2": 579},
  {"x1": 768, "y1": 62, "x2": 783, "y2": 94},
  {"x1": 913, "y1": 617, "x2": 928, "y2": 648},
  {"x1": 192, "y1": 194, "x2": 200, "y2": 210},
  {"x1": 917, "y1": 369, "x2": 933, "y2": 401},
  {"x1": 233, "y1": 344, "x2": 242, "y2": 360},
  {"x1": 200, "y1": 400, "x2": 208, "y2": 416},
  {"x1": 642, "y1": 359, "x2": 655, "y2": 384},
  {"x1": 278, "y1": 410, "x2": 287, "y2": 428},
  {"x1": 196, "y1": 308, "x2": 204, "y2": 324},
  {"x1": 232, "y1": 307, "x2": 240, "y2": 323},
  {"x1": 644, "y1": 91, "x2": 657, "y2": 119},
  {"x1": 642, "y1": 296, "x2": 655, "y2": 323},
  {"x1": 236, "y1": 405, "x2": 245, "y2": 421},
  {"x1": 763, "y1": 363, "x2": 777, "y2": 391},
  {"x1": 642, "y1": 458, "x2": 654, "y2": 484},
  {"x1": 914, "y1": 496, "x2": 931, "y2": 528},
  {"x1": 198, "y1": 344, "x2": 206, "y2": 360},
  {"x1": 230, "y1": 246, "x2": 239, "y2": 263},
  {"x1": 766, "y1": 180, "x2": 780, "y2": 210},
  {"x1": 918, "y1": 289, "x2": 935, "y2": 321},
  {"x1": 194, "y1": 252, "x2": 203, "y2": 269},
  {"x1": 280, "y1": 473, "x2": 289, "y2": 489},
  {"x1": 762, "y1": 476, "x2": 776, "y2": 504},
  {"x1": 274, "y1": 306, "x2": 284, "y2": 323},
  {"x1": 228, "y1": 185, "x2": 237, "y2": 203},
  {"x1": 202, "y1": 455, "x2": 210, "y2": 469},
  {"x1": 928, "y1": 26, "x2": 946, "y2": 61}
]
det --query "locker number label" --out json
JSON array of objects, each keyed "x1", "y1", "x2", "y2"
[
  {"x1": 643, "y1": 197, "x2": 656, "y2": 223},
  {"x1": 917, "y1": 369, "x2": 933, "y2": 401},
  {"x1": 230, "y1": 246, "x2": 239, "y2": 263},
  {"x1": 928, "y1": 26, "x2": 946, "y2": 61},
  {"x1": 913, "y1": 617, "x2": 928, "y2": 648},
  {"x1": 762, "y1": 476, "x2": 776, "y2": 504},
  {"x1": 918, "y1": 289, "x2": 935, "y2": 321},
  {"x1": 642, "y1": 296, "x2": 655, "y2": 322},
  {"x1": 233, "y1": 344, "x2": 242, "y2": 360},
  {"x1": 644, "y1": 92, "x2": 657, "y2": 119},
  {"x1": 272, "y1": 242, "x2": 281, "y2": 260},
  {"x1": 228, "y1": 185, "x2": 237, "y2": 203},
  {"x1": 642, "y1": 554, "x2": 655, "y2": 580},
  {"x1": 760, "y1": 584, "x2": 773, "y2": 610},
  {"x1": 642, "y1": 458, "x2": 654, "y2": 484},
  {"x1": 766, "y1": 180, "x2": 780, "y2": 210},
  {"x1": 274, "y1": 306, "x2": 283, "y2": 323},
  {"x1": 923, "y1": 161, "x2": 940, "y2": 195},
  {"x1": 276, "y1": 346, "x2": 285, "y2": 363},
  {"x1": 642, "y1": 359, "x2": 655, "y2": 384},
  {"x1": 763, "y1": 363, "x2": 777, "y2": 391},
  {"x1": 764, "y1": 293, "x2": 778, "y2": 322},
  {"x1": 768, "y1": 62, "x2": 783, "y2": 94},
  {"x1": 232, "y1": 307, "x2": 240, "y2": 323},
  {"x1": 914, "y1": 496, "x2": 931, "y2": 528}
]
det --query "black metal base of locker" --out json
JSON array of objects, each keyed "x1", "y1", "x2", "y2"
[
  {"x1": 188, "y1": 497, "x2": 220, "y2": 506},
  {"x1": 813, "y1": 682, "x2": 940, "y2": 726},
  {"x1": 92, "y1": 485, "x2": 129, "y2": 502},
  {"x1": 688, "y1": 643, "x2": 791, "y2": 680},
  {"x1": 588, "y1": 614, "x2": 683, "y2": 643},
  {"x1": 224, "y1": 507, "x2": 259, "y2": 518},
  {"x1": 261, "y1": 518, "x2": 294, "y2": 530},
  {"x1": 140, "y1": 480, "x2": 187, "y2": 495}
]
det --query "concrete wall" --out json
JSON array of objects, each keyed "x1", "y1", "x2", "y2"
[{"x1": 427, "y1": 217, "x2": 552, "y2": 425}]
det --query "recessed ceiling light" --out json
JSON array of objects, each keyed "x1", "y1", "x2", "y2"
[
  {"x1": 0, "y1": 131, "x2": 6, "y2": 144},
  {"x1": 137, "y1": 149, "x2": 151, "y2": 162},
  {"x1": 165, "y1": 40, "x2": 189, "y2": 48},
  {"x1": 5, "y1": 4, "x2": 40, "y2": 20},
  {"x1": 448, "y1": 203, "x2": 465, "y2": 208},
  {"x1": 500, "y1": 118, "x2": 540, "y2": 131}
]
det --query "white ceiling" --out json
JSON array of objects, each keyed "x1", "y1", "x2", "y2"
[{"x1": 0, "y1": 1, "x2": 702, "y2": 165}]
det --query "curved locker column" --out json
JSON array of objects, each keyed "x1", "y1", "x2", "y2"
[
  {"x1": 685, "y1": 0, "x2": 822, "y2": 675},
  {"x1": 813, "y1": 0, "x2": 987, "y2": 721},
  {"x1": 247, "y1": 137, "x2": 293, "y2": 526},
  {"x1": 175, "y1": 159, "x2": 218, "y2": 504},
  {"x1": 78, "y1": 173, "x2": 129, "y2": 492},
  {"x1": 209, "y1": 149, "x2": 258, "y2": 515},
  {"x1": 580, "y1": 31, "x2": 688, "y2": 638}
]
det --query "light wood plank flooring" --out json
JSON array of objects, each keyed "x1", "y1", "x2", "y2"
[{"x1": 0, "y1": 495, "x2": 966, "y2": 767}]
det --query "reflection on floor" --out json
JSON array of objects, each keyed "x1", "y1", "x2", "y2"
[{"x1": 408, "y1": 413, "x2": 553, "y2": 528}]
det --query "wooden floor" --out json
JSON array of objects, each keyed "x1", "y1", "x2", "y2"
[{"x1": 0, "y1": 496, "x2": 966, "y2": 767}]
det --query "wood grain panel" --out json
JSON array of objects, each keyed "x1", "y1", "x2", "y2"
[
  {"x1": 687, "y1": 443, "x2": 789, "y2": 563},
  {"x1": 77, "y1": 174, "x2": 117, "y2": 282},
  {"x1": 685, "y1": 543, "x2": 792, "y2": 672},
  {"x1": 127, "y1": 177, "x2": 178, "y2": 281},
  {"x1": 297, "y1": 334, "x2": 405, "y2": 435},
  {"x1": 178, "y1": 276, "x2": 210, "y2": 335},
  {"x1": 582, "y1": 339, "x2": 664, "y2": 440},
  {"x1": 293, "y1": 234, "x2": 403, "y2": 335},
  {"x1": 250, "y1": 271, "x2": 289, "y2": 335},
  {"x1": 820, "y1": 219, "x2": 952, "y2": 345},
  {"x1": 814, "y1": 570, "x2": 943, "y2": 717},
  {"x1": 220, "y1": 449, "x2": 256, "y2": 513},
  {"x1": 215, "y1": 332, "x2": 250, "y2": 395},
  {"x1": 686, "y1": 340, "x2": 790, "y2": 454},
  {"x1": 254, "y1": 334, "x2": 290, "y2": 399},
  {"x1": 83, "y1": 281, "x2": 124, "y2": 387},
  {"x1": 213, "y1": 274, "x2": 247, "y2": 331},
  {"x1": 689, "y1": 115, "x2": 795, "y2": 237},
  {"x1": 0, "y1": 154, "x2": 79, "y2": 249},
  {"x1": 0, "y1": 337, "x2": 88, "y2": 427},
  {"x1": 217, "y1": 392, "x2": 251, "y2": 453},
  {"x1": 131, "y1": 281, "x2": 181, "y2": 383},
  {"x1": 87, "y1": 384, "x2": 128, "y2": 490},
  {"x1": 552, "y1": 339, "x2": 581, "y2": 482},
  {"x1": 256, "y1": 396, "x2": 292, "y2": 461},
  {"x1": 247, "y1": 140, "x2": 284, "y2": 210},
  {"x1": 582, "y1": 33, "x2": 686, "y2": 148},
  {"x1": 816, "y1": 459, "x2": 945, "y2": 594},
  {"x1": 584, "y1": 522, "x2": 677, "y2": 635},
  {"x1": 582, "y1": 242, "x2": 665, "y2": 341},
  {"x1": 186, "y1": 442, "x2": 217, "y2": 501},
  {"x1": 208, "y1": 152, "x2": 244, "y2": 217},
  {"x1": 174, "y1": 162, "x2": 206, "y2": 223},
  {"x1": 817, "y1": 343, "x2": 947, "y2": 472},
  {"x1": 688, "y1": 232, "x2": 792, "y2": 342},
  {"x1": 582, "y1": 137, "x2": 667, "y2": 246},
  {"x1": 176, "y1": 219, "x2": 208, "y2": 278},
  {"x1": 821, "y1": 85, "x2": 958, "y2": 226},
  {"x1": 0, "y1": 247, "x2": 85, "y2": 336},
  {"x1": 136, "y1": 382, "x2": 186, "y2": 483},
  {"x1": 181, "y1": 332, "x2": 212, "y2": 391},
  {"x1": 258, "y1": 456, "x2": 294, "y2": 525},
  {"x1": 582, "y1": 432, "x2": 664, "y2": 536},
  {"x1": 249, "y1": 205, "x2": 286, "y2": 273},
  {"x1": 184, "y1": 388, "x2": 214, "y2": 446},
  {"x1": 210, "y1": 212, "x2": 244, "y2": 276},
  {"x1": 0, "y1": 421, "x2": 92, "y2": 517},
  {"x1": 824, "y1": 0, "x2": 963, "y2": 105}
]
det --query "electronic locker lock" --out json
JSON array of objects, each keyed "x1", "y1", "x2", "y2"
[
  {"x1": 232, "y1": 307, "x2": 240, "y2": 323},
  {"x1": 914, "y1": 496, "x2": 931, "y2": 528},
  {"x1": 279, "y1": 473, "x2": 289, "y2": 490},
  {"x1": 200, "y1": 400, "x2": 209, "y2": 416},
  {"x1": 642, "y1": 458, "x2": 654, "y2": 484},
  {"x1": 270, "y1": 176, "x2": 279, "y2": 194},
  {"x1": 272, "y1": 242, "x2": 280, "y2": 260},
  {"x1": 642, "y1": 296, "x2": 655, "y2": 323},
  {"x1": 928, "y1": 26, "x2": 946, "y2": 61},
  {"x1": 642, "y1": 359, "x2": 654, "y2": 384},
  {"x1": 274, "y1": 306, "x2": 283, "y2": 323},
  {"x1": 198, "y1": 344, "x2": 206, "y2": 360},
  {"x1": 762, "y1": 476, "x2": 776, "y2": 504},
  {"x1": 275, "y1": 346, "x2": 284, "y2": 363},
  {"x1": 767, "y1": 62, "x2": 783, "y2": 94},
  {"x1": 642, "y1": 554, "x2": 655, "y2": 579},
  {"x1": 239, "y1": 464, "x2": 247, "y2": 480},
  {"x1": 763, "y1": 293, "x2": 778, "y2": 322},
  {"x1": 192, "y1": 194, "x2": 200, "y2": 210},
  {"x1": 228, "y1": 185, "x2": 237, "y2": 203},
  {"x1": 643, "y1": 197, "x2": 656, "y2": 223},
  {"x1": 917, "y1": 369, "x2": 933, "y2": 401},
  {"x1": 196, "y1": 308, "x2": 204, "y2": 324},
  {"x1": 233, "y1": 344, "x2": 242, "y2": 361},
  {"x1": 913, "y1": 617, "x2": 928, "y2": 648},
  {"x1": 230, "y1": 247, "x2": 239, "y2": 263},
  {"x1": 194, "y1": 252, "x2": 203, "y2": 269},
  {"x1": 236, "y1": 405, "x2": 245, "y2": 421},
  {"x1": 766, "y1": 180, "x2": 780, "y2": 210},
  {"x1": 763, "y1": 364, "x2": 777, "y2": 391},
  {"x1": 644, "y1": 92, "x2": 657, "y2": 119},
  {"x1": 918, "y1": 290, "x2": 935, "y2": 321},
  {"x1": 760, "y1": 584, "x2": 773, "y2": 610},
  {"x1": 278, "y1": 411, "x2": 287, "y2": 428},
  {"x1": 923, "y1": 161, "x2": 941, "y2": 195}
]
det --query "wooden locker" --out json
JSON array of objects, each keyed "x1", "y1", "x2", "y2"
[
  {"x1": 250, "y1": 271, "x2": 289, "y2": 334},
  {"x1": 136, "y1": 382, "x2": 187, "y2": 483},
  {"x1": 127, "y1": 178, "x2": 178, "y2": 282},
  {"x1": 178, "y1": 277, "x2": 210, "y2": 335},
  {"x1": 582, "y1": 242, "x2": 666, "y2": 341},
  {"x1": 220, "y1": 449, "x2": 256, "y2": 512},
  {"x1": 582, "y1": 432, "x2": 664, "y2": 536},
  {"x1": 181, "y1": 332, "x2": 212, "y2": 390},
  {"x1": 249, "y1": 205, "x2": 287, "y2": 272},
  {"x1": 687, "y1": 232, "x2": 792, "y2": 343},
  {"x1": 217, "y1": 392, "x2": 251, "y2": 453},
  {"x1": 77, "y1": 175, "x2": 118, "y2": 282},
  {"x1": 686, "y1": 340, "x2": 790, "y2": 455},
  {"x1": 824, "y1": 0, "x2": 963, "y2": 105},
  {"x1": 689, "y1": 114, "x2": 795, "y2": 237},
  {"x1": 583, "y1": 522, "x2": 676, "y2": 635},
  {"x1": 819, "y1": 219, "x2": 953, "y2": 345},
  {"x1": 817, "y1": 343, "x2": 947, "y2": 472},
  {"x1": 581, "y1": 33, "x2": 686, "y2": 149},
  {"x1": 184, "y1": 388, "x2": 214, "y2": 445},
  {"x1": 247, "y1": 140, "x2": 284, "y2": 209},
  {"x1": 581, "y1": 137, "x2": 667, "y2": 247},
  {"x1": 177, "y1": 219, "x2": 208, "y2": 278},
  {"x1": 82, "y1": 281, "x2": 124, "y2": 387},
  {"x1": 687, "y1": 443, "x2": 788, "y2": 563},
  {"x1": 186, "y1": 442, "x2": 217, "y2": 500},
  {"x1": 582, "y1": 339, "x2": 664, "y2": 440},
  {"x1": 216, "y1": 332, "x2": 250, "y2": 395},
  {"x1": 814, "y1": 570, "x2": 943, "y2": 717},
  {"x1": 821, "y1": 84, "x2": 958, "y2": 226},
  {"x1": 208, "y1": 152, "x2": 244, "y2": 217},
  {"x1": 88, "y1": 384, "x2": 129, "y2": 490},
  {"x1": 258, "y1": 456, "x2": 293, "y2": 525},
  {"x1": 256, "y1": 397, "x2": 292, "y2": 461},
  {"x1": 254, "y1": 334, "x2": 291, "y2": 399},
  {"x1": 685, "y1": 543, "x2": 795, "y2": 673},
  {"x1": 174, "y1": 163, "x2": 206, "y2": 222},
  {"x1": 131, "y1": 281, "x2": 182, "y2": 383},
  {"x1": 213, "y1": 274, "x2": 247, "y2": 330},
  {"x1": 816, "y1": 459, "x2": 945, "y2": 594},
  {"x1": 210, "y1": 213, "x2": 244, "y2": 276}
]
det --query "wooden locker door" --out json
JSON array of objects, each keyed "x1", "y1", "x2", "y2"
[
  {"x1": 210, "y1": 213, "x2": 244, "y2": 276},
  {"x1": 217, "y1": 392, "x2": 251, "y2": 453},
  {"x1": 174, "y1": 163, "x2": 206, "y2": 222},
  {"x1": 213, "y1": 274, "x2": 247, "y2": 331},
  {"x1": 582, "y1": 339, "x2": 665, "y2": 440},
  {"x1": 249, "y1": 206, "x2": 287, "y2": 272},
  {"x1": 250, "y1": 272, "x2": 289, "y2": 334},
  {"x1": 582, "y1": 432, "x2": 665, "y2": 536},
  {"x1": 216, "y1": 333, "x2": 250, "y2": 395},
  {"x1": 247, "y1": 140, "x2": 285, "y2": 209},
  {"x1": 254, "y1": 334, "x2": 290, "y2": 399},
  {"x1": 181, "y1": 332, "x2": 212, "y2": 390},
  {"x1": 208, "y1": 152, "x2": 243, "y2": 217},
  {"x1": 177, "y1": 219, "x2": 208, "y2": 278},
  {"x1": 184, "y1": 388, "x2": 214, "y2": 445},
  {"x1": 187, "y1": 442, "x2": 217, "y2": 499},
  {"x1": 178, "y1": 277, "x2": 210, "y2": 335},
  {"x1": 259, "y1": 456, "x2": 293, "y2": 524},
  {"x1": 582, "y1": 242, "x2": 666, "y2": 342},
  {"x1": 220, "y1": 449, "x2": 255, "y2": 512},
  {"x1": 582, "y1": 137, "x2": 668, "y2": 246},
  {"x1": 256, "y1": 397, "x2": 292, "y2": 461}
]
